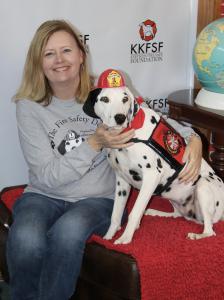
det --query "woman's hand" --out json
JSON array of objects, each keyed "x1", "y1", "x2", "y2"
[
  {"x1": 178, "y1": 134, "x2": 202, "y2": 183},
  {"x1": 87, "y1": 124, "x2": 135, "y2": 151}
]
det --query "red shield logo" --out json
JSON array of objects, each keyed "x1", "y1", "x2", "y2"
[
  {"x1": 139, "y1": 19, "x2": 157, "y2": 41},
  {"x1": 163, "y1": 131, "x2": 182, "y2": 154}
]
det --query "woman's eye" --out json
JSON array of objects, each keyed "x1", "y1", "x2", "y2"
[
  {"x1": 63, "y1": 48, "x2": 72, "y2": 53},
  {"x1": 44, "y1": 52, "x2": 54, "y2": 57}
]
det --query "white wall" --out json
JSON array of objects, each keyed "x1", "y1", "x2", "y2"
[{"x1": 0, "y1": 0, "x2": 198, "y2": 190}]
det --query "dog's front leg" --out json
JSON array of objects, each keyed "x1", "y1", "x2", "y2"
[
  {"x1": 115, "y1": 171, "x2": 160, "y2": 244},
  {"x1": 104, "y1": 175, "x2": 131, "y2": 240}
]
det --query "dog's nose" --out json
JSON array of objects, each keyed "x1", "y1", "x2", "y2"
[{"x1": 114, "y1": 114, "x2": 126, "y2": 125}]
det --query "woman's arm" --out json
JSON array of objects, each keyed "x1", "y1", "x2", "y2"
[
  {"x1": 16, "y1": 101, "x2": 135, "y2": 190},
  {"x1": 16, "y1": 102, "x2": 102, "y2": 189}
]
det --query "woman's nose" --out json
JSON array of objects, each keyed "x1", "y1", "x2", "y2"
[{"x1": 55, "y1": 52, "x2": 63, "y2": 62}]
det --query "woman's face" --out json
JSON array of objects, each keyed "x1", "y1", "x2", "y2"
[{"x1": 42, "y1": 30, "x2": 83, "y2": 88}]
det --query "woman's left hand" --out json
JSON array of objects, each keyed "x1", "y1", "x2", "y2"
[{"x1": 178, "y1": 135, "x2": 202, "y2": 183}]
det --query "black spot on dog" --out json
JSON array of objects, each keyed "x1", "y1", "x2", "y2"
[
  {"x1": 133, "y1": 175, "x2": 142, "y2": 181},
  {"x1": 117, "y1": 181, "x2": 120, "y2": 186},
  {"x1": 206, "y1": 178, "x2": 210, "y2": 182},
  {"x1": 155, "y1": 184, "x2": 164, "y2": 195},
  {"x1": 217, "y1": 177, "x2": 222, "y2": 182},
  {"x1": 156, "y1": 159, "x2": 162, "y2": 173},
  {"x1": 138, "y1": 164, "x2": 142, "y2": 168},
  {"x1": 165, "y1": 187, "x2": 171, "y2": 192},
  {"x1": 183, "y1": 195, "x2": 192, "y2": 207},
  {"x1": 115, "y1": 157, "x2": 119, "y2": 164},
  {"x1": 216, "y1": 201, "x2": 219, "y2": 207},
  {"x1": 209, "y1": 175, "x2": 214, "y2": 180},
  {"x1": 166, "y1": 176, "x2": 173, "y2": 182},
  {"x1": 118, "y1": 148, "x2": 123, "y2": 152},
  {"x1": 151, "y1": 116, "x2": 157, "y2": 124},
  {"x1": 188, "y1": 209, "x2": 196, "y2": 219},
  {"x1": 129, "y1": 169, "x2": 142, "y2": 181},
  {"x1": 143, "y1": 155, "x2": 147, "y2": 159},
  {"x1": 129, "y1": 170, "x2": 139, "y2": 176},
  {"x1": 146, "y1": 163, "x2": 151, "y2": 168},
  {"x1": 157, "y1": 158, "x2": 162, "y2": 169},
  {"x1": 118, "y1": 190, "x2": 127, "y2": 197},
  {"x1": 192, "y1": 175, "x2": 201, "y2": 186},
  {"x1": 209, "y1": 172, "x2": 213, "y2": 176},
  {"x1": 108, "y1": 154, "x2": 110, "y2": 158}
]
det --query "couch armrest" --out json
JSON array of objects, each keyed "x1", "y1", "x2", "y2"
[
  {"x1": 0, "y1": 202, "x2": 12, "y2": 229},
  {"x1": 0, "y1": 184, "x2": 27, "y2": 228}
]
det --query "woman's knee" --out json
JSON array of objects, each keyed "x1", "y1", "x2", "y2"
[
  {"x1": 7, "y1": 220, "x2": 46, "y2": 264},
  {"x1": 48, "y1": 202, "x2": 112, "y2": 248}
]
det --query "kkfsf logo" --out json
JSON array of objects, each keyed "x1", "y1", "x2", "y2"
[
  {"x1": 131, "y1": 19, "x2": 164, "y2": 64},
  {"x1": 139, "y1": 19, "x2": 157, "y2": 41}
]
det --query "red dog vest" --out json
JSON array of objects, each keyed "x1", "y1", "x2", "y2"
[{"x1": 126, "y1": 104, "x2": 186, "y2": 194}]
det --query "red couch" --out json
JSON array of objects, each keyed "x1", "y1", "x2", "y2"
[{"x1": 1, "y1": 185, "x2": 224, "y2": 300}]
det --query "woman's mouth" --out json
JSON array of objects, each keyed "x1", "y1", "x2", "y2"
[{"x1": 54, "y1": 66, "x2": 69, "y2": 72}]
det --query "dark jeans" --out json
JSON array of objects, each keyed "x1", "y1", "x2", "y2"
[{"x1": 6, "y1": 192, "x2": 116, "y2": 300}]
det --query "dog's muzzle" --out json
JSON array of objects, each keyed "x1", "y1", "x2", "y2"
[{"x1": 114, "y1": 114, "x2": 126, "y2": 125}]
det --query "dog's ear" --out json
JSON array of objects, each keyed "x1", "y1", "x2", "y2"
[
  {"x1": 125, "y1": 87, "x2": 136, "y2": 125},
  {"x1": 83, "y1": 88, "x2": 102, "y2": 118}
]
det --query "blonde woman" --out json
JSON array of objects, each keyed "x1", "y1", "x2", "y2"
[{"x1": 7, "y1": 19, "x2": 202, "y2": 300}]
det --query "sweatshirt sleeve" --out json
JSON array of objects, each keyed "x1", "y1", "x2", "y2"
[
  {"x1": 16, "y1": 101, "x2": 102, "y2": 189},
  {"x1": 162, "y1": 114, "x2": 198, "y2": 142}
]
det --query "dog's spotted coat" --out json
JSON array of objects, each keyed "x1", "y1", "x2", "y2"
[{"x1": 85, "y1": 86, "x2": 224, "y2": 244}]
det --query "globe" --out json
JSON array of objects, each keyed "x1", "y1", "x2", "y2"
[{"x1": 192, "y1": 18, "x2": 224, "y2": 109}]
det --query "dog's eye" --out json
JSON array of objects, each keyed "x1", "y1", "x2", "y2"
[
  {"x1": 100, "y1": 96, "x2": 109, "y2": 103},
  {"x1": 122, "y1": 96, "x2": 129, "y2": 103}
]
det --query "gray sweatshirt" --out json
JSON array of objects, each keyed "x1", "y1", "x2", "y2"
[
  {"x1": 16, "y1": 97, "x2": 115, "y2": 202},
  {"x1": 16, "y1": 97, "x2": 196, "y2": 203}
]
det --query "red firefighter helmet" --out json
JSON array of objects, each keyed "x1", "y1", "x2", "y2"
[
  {"x1": 96, "y1": 69, "x2": 126, "y2": 88},
  {"x1": 83, "y1": 69, "x2": 126, "y2": 118}
]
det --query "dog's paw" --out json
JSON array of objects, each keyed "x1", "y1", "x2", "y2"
[
  {"x1": 103, "y1": 224, "x2": 121, "y2": 240},
  {"x1": 114, "y1": 231, "x2": 134, "y2": 244},
  {"x1": 187, "y1": 231, "x2": 216, "y2": 240}
]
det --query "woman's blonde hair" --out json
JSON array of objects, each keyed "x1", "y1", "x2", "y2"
[{"x1": 14, "y1": 19, "x2": 92, "y2": 104}]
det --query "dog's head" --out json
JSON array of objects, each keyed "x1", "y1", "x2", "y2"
[{"x1": 83, "y1": 69, "x2": 136, "y2": 128}]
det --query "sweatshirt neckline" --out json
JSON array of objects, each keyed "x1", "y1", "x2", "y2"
[{"x1": 52, "y1": 96, "x2": 77, "y2": 108}]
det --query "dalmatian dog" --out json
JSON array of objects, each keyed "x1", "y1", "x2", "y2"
[
  {"x1": 58, "y1": 130, "x2": 84, "y2": 155},
  {"x1": 83, "y1": 69, "x2": 224, "y2": 244}
]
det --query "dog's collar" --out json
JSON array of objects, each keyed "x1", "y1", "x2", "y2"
[{"x1": 123, "y1": 98, "x2": 145, "y2": 132}]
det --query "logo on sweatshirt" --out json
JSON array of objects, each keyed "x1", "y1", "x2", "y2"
[{"x1": 57, "y1": 130, "x2": 84, "y2": 155}]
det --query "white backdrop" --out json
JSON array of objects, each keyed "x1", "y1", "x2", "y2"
[{"x1": 0, "y1": 0, "x2": 198, "y2": 189}]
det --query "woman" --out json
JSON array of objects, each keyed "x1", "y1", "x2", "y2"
[{"x1": 7, "y1": 19, "x2": 202, "y2": 300}]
